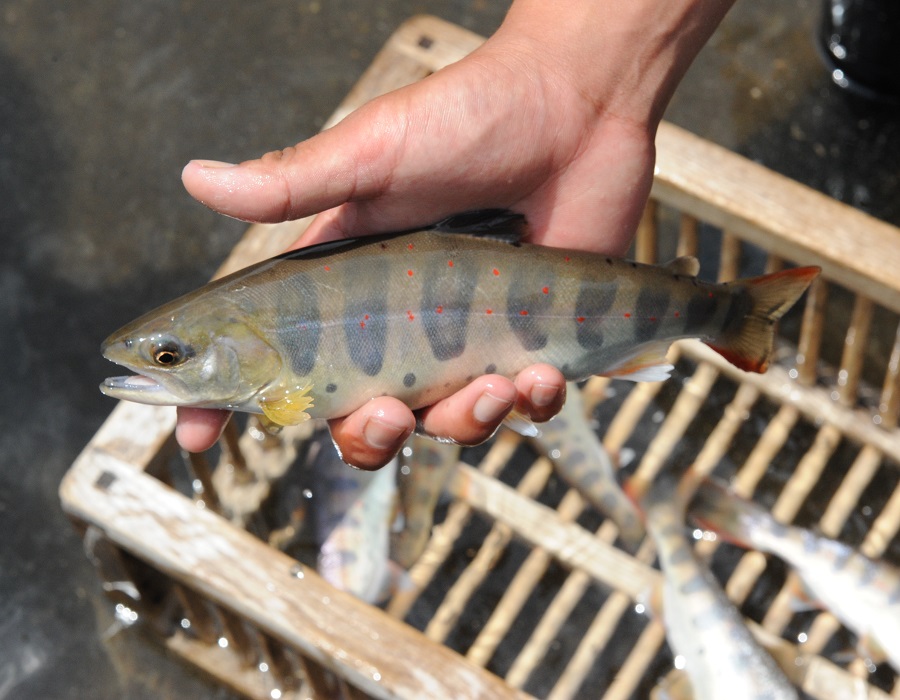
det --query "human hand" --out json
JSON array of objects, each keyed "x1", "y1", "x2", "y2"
[{"x1": 175, "y1": 0, "x2": 733, "y2": 468}]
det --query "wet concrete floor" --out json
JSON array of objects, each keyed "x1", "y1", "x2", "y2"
[{"x1": 1, "y1": 1, "x2": 898, "y2": 698}]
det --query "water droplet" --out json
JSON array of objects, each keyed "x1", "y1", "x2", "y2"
[
  {"x1": 797, "y1": 632, "x2": 808, "y2": 643},
  {"x1": 400, "y1": 464, "x2": 411, "y2": 476},
  {"x1": 290, "y1": 565, "x2": 305, "y2": 579},
  {"x1": 674, "y1": 655, "x2": 686, "y2": 670},
  {"x1": 550, "y1": 449, "x2": 561, "y2": 460},
  {"x1": 634, "y1": 603, "x2": 646, "y2": 615},
  {"x1": 832, "y1": 69, "x2": 849, "y2": 89},
  {"x1": 788, "y1": 368, "x2": 799, "y2": 380},
  {"x1": 258, "y1": 662, "x2": 269, "y2": 673},
  {"x1": 372, "y1": 672, "x2": 382, "y2": 682},
  {"x1": 322, "y1": 596, "x2": 330, "y2": 605},
  {"x1": 302, "y1": 489, "x2": 313, "y2": 499},
  {"x1": 114, "y1": 603, "x2": 139, "y2": 625},
  {"x1": 180, "y1": 618, "x2": 191, "y2": 630},
  {"x1": 402, "y1": 446, "x2": 413, "y2": 458},
  {"x1": 862, "y1": 505, "x2": 872, "y2": 517},
  {"x1": 192, "y1": 479, "x2": 204, "y2": 494},
  {"x1": 270, "y1": 689, "x2": 282, "y2": 699},
  {"x1": 218, "y1": 637, "x2": 229, "y2": 648}
]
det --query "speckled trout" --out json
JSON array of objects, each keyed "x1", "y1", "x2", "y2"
[
  {"x1": 641, "y1": 476, "x2": 798, "y2": 700},
  {"x1": 100, "y1": 212, "x2": 819, "y2": 426},
  {"x1": 692, "y1": 479, "x2": 900, "y2": 671}
]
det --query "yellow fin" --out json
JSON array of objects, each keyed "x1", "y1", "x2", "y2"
[{"x1": 259, "y1": 383, "x2": 315, "y2": 426}]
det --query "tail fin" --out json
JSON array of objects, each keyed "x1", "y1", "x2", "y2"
[
  {"x1": 625, "y1": 463, "x2": 701, "y2": 518},
  {"x1": 689, "y1": 479, "x2": 769, "y2": 548},
  {"x1": 708, "y1": 266, "x2": 820, "y2": 373}
]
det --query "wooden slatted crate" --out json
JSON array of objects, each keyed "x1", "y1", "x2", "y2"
[{"x1": 61, "y1": 16, "x2": 900, "y2": 700}]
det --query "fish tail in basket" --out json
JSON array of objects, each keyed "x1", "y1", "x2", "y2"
[
  {"x1": 708, "y1": 266, "x2": 820, "y2": 373},
  {"x1": 690, "y1": 479, "x2": 770, "y2": 549}
]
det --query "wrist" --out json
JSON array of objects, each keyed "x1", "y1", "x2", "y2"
[{"x1": 492, "y1": 0, "x2": 735, "y2": 130}]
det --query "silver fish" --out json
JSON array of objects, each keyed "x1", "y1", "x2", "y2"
[
  {"x1": 641, "y1": 476, "x2": 798, "y2": 700},
  {"x1": 531, "y1": 383, "x2": 645, "y2": 548},
  {"x1": 692, "y1": 479, "x2": 900, "y2": 671},
  {"x1": 312, "y1": 435, "x2": 400, "y2": 604},
  {"x1": 392, "y1": 436, "x2": 461, "y2": 569}
]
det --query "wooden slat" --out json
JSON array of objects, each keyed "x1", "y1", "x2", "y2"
[
  {"x1": 679, "y1": 340, "x2": 900, "y2": 459},
  {"x1": 424, "y1": 456, "x2": 554, "y2": 643},
  {"x1": 59, "y1": 450, "x2": 530, "y2": 700},
  {"x1": 654, "y1": 121, "x2": 900, "y2": 313}
]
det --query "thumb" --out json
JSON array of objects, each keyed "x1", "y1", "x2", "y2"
[{"x1": 181, "y1": 104, "x2": 396, "y2": 224}]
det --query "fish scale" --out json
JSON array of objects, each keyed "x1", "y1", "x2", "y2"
[{"x1": 100, "y1": 212, "x2": 819, "y2": 428}]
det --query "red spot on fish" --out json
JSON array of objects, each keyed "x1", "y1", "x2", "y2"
[
  {"x1": 624, "y1": 312, "x2": 632, "y2": 318},
  {"x1": 576, "y1": 316, "x2": 585, "y2": 323},
  {"x1": 380, "y1": 243, "x2": 387, "y2": 250},
  {"x1": 708, "y1": 292, "x2": 714, "y2": 298},
  {"x1": 542, "y1": 286, "x2": 549, "y2": 294},
  {"x1": 436, "y1": 306, "x2": 443, "y2": 314},
  {"x1": 486, "y1": 309, "x2": 493, "y2": 315},
  {"x1": 674, "y1": 311, "x2": 681, "y2": 318},
  {"x1": 364, "y1": 314, "x2": 370, "y2": 320},
  {"x1": 324, "y1": 265, "x2": 331, "y2": 272},
  {"x1": 492, "y1": 268, "x2": 500, "y2": 276},
  {"x1": 407, "y1": 243, "x2": 414, "y2": 250},
  {"x1": 407, "y1": 310, "x2": 415, "y2": 321},
  {"x1": 407, "y1": 269, "x2": 414, "y2": 277},
  {"x1": 447, "y1": 260, "x2": 454, "y2": 267},
  {"x1": 520, "y1": 310, "x2": 529, "y2": 316},
  {"x1": 564, "y1": 256, "x2": 571, "y2": 262},
  {"x1": 360, "y1": 321, "x2": 366, "y2": 329}
]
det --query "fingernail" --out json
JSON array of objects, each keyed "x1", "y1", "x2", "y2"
[
  {"x1": 193, "y1": 159, "x2": 238, "y2": 169},
  {"x1": 473, "y1": 390, "x2": 514, "y2": 424},
  {"x1": 363, "y1": 415, "x2": 409, "y2": 450},
  {"x1": 530, "y1": 383, "x2": 559, "y2": 408}
]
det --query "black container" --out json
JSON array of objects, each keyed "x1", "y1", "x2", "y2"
[{"x1": 819, "y1": 0, "x2": 900, "y2": 102}]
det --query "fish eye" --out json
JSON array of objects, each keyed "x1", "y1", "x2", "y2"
[{"x1": 151, "y1": 339, "x2": 185, "y2": 367}]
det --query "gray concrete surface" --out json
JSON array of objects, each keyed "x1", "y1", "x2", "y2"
[{"x1": 1, "y1": 1, "x2": 897, "y2": 698}]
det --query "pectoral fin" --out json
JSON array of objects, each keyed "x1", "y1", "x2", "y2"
[
  {"x1": 259, "y1": 382, "x2": 315, "y2": 426},
  {"x1": 503, "y1": 409, "x2": 541, "y2": 437}
]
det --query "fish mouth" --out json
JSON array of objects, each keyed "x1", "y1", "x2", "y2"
[{"x1": 100, "y1": 374, "x2": 189, "y2": 405}]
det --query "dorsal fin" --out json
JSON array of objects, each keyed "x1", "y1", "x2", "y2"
[
  {"x1": 665, "y1": 256, "x2": 700, "y2": 277},
  {"x1": 274, "y1": 209, "x2": 528, "y2": 263},
  {"x1": 430, "y1": 209, "x2": 527, "y2": 244}
]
